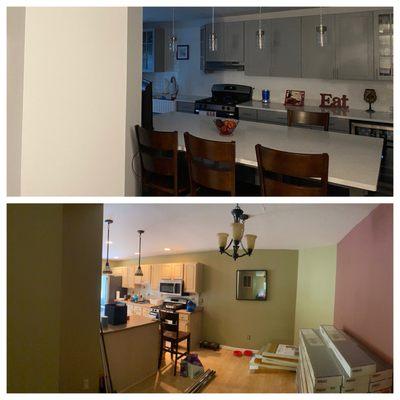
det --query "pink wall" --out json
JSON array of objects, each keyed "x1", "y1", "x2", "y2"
[{"x1": 334, "y1": 204, "x2": 393, "y2": 363}]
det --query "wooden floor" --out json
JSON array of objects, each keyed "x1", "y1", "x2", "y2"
[{"x1": 127, "y1": 348, "x2": 296, "y2": 393}]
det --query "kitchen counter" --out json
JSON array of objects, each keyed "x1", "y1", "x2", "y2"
[
  {"x1": 177, "y1": 306, "x2": 204, "y2": 314},
  {"x1": 102, "y1": 315, "x2": 157, "y2": 335},
  {"x1": 153, "y1": 93, "x2": 204, "y2": 102},
  {"x1": 154, "y1": 112, "x2": 383, "y2": 192},
  {"x1": 237, "y1": 100, "x2": 393, "y2": 124}
]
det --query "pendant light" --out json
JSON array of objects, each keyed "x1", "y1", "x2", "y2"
[
  {"x1": 316, "y1": 7, "x2": 328, "y2": 47},
  {"x1": 217, "y1": 205, "x2": 257, "y2": 261},
  {"x1": 169, "y1": 8, "x2": 177, "y2": 54},
  {"x1": 256, "y1": 7, "x2": 265, "y2": 50},
  {"x1": 134, "y1": 230, "x2": 144, "y2": 276},
  {"x1": 102, "y1": 219, "x2": 113, "y2": 274},
  {"x1": 209, "y1": 7, "x2": 218, "y2": 52}
]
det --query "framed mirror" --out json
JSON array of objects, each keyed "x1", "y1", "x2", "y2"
[{"x1": 236, "y1": 270, "x2": 267, "y2": 300}]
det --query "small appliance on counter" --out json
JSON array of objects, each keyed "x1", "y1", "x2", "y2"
[
  {"x1": 195, "y1": 84, "x2": 253, "y2": 118},
  {"x1": 105, "y1": 302, "x2": 127, "y2": 325},
  {"x1": 161, "y1": 297, "x2": 188, "y2": 312}
]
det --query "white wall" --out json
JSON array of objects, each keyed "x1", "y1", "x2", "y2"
[
  {"x1": 18, "y1": 8, "x2": 135, "y2": 196},
  {"x1": 144, "y1": 8, "x2": 393, "y2": 112},
  {"x1": 7, "y1": 8, "x2": 26, "y2": 196}
]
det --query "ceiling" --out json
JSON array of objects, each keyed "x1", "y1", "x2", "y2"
[
  {"x1": 102, "y1": 204, "x2": 377, "y2": 260},
  {"x1": 143, "y1": 7, "x2": 308, "y2": 23}
]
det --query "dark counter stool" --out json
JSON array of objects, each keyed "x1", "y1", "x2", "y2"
[
  {"x1": 184, "y1": 132, "x2": 236, "y2": 196},
  {"x1": 255, "y1": 144, "x2": 329, "y2": 196},
  {"x1": 158, "y1": 310, "x2": 191, "y2": 376},
  {"x1": 287, "y1": 109, "x2": 330, "y2": 131},
  {"x1": 135, "y1": 125, "x2": 188, "y2": 196}
]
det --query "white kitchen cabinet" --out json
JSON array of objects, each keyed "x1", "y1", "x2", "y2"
[
  {"x1": 150, "y1": 264, "x2": 162, "y2": 291},
  {"x1": 159, "y1": 263, "x2": 173, "y2": 279},
  {"x1": 183, "y1": 263, "x2": 203, "y2": 294},
  {"x1": 142, "y1": 28, "x2": 165, "y2": 73},
  {"x1": 172, "y1": 263, "x2": 184, "y2": 279}
]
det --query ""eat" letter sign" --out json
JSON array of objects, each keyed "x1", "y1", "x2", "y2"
[{"x1": 319, "y1": 93, "x2": 349, "y2": 109}]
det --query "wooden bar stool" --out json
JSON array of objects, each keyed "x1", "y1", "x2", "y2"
[
  {"x1": 135, "y1": 125, "x2": 188, "y2": 196},
  {"x1": 255, "y1": 144, "x2": 329, "y2": 196},
  {"x1": 287, "y1": 109, "x2": 330, "y2": 131},
  {"x1": 158, "y1": 310, "x2": 191, "y2": 376},
  {"x1": 184, "y1": 132, "x2": 236, "y2": 196}
]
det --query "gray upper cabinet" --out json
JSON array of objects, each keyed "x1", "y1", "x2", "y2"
[
  {"x1": 205, "y1": 22, "x2": 225, "y2": 62},
  {"x1": 301, "y1": 15, "x2": 335, "y2": 79},
  {"x1": 374, "y1": 10, "x2": 393, "y2": 81},
  {"x1": 205, "y1": 22, "x2": 244, "y2": 63},
  {"x1": 142, "y1": 28, "x2": 165, "y2": 73},
  {"x1": 224, "y1": 22, "x2": 244, "y2": 63},
  {"x1": 270, "y1": 18, "x2": 301, "y2": 77},
  {"x1": 335, "y1": 12, "x2": 374, "y2": 80},
  {"x1": 244, "y1": 20, "x2": 271, "y2": 76}
]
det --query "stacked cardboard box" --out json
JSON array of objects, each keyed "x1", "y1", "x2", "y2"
[
  {"x1": 249, "y1": 343, "x2": 298, "y2": 372},
  {"x1": 297, "y1": 325, "x2": 393, "y2": 393}
]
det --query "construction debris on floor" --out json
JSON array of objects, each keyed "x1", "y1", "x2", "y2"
[
  {"x1": 249, "y1": 343, "x2": 299, "y2": 372},
  {"x1": 297, "y1": 325, "x2": 393, "y2": 393}
]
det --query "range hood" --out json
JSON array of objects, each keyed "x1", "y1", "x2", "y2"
[{"x1": 205, "y1": 61, "x2": 245, "y2": 72}]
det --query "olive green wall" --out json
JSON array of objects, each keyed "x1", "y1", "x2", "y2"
[
  {"x1": 293, "y1": 245, "x2": 337, "y2": 344},
  {"x1": 7, "y1": 204, "x2": 104, "y2": 393},
  {"x1": 120, "y1": 250, "x2": 299, "y2": 349}
]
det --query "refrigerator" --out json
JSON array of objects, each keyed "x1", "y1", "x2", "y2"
[{"x1": 100, "y1": 275, "x2": 122, "y2": 316}]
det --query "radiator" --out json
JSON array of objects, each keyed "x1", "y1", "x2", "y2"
[{"x1": 153, "y1": 99, "x2": 176, "y2": 114}]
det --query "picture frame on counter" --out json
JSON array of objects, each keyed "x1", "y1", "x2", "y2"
[
  {"x1": 284, "y1": 90, "x2": 305, "y2": 106},
  {"x1": 176, "y1": 45, "x2": 189, "y2": 60}
]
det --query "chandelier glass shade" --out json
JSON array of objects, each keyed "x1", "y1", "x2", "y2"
[
  {"x1": 316, "y1": 7, "x2": 328, "y2": 47},
  {"x1": 102, "y1": 219, "x2": 113, "y2": 274},
  {"x1": 134, "y1": 230, "x2": 144, "y2": 276},
  {"x1": 217, "y1": 205, "x2": 257, "y2": 261},
  {"x1": 256, "y1": 7, "x2": 265, "y2": 50}
]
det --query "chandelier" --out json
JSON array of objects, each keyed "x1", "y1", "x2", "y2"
[
  {"x1": 217, "y1": 204, "x2": 257, "y2": 261},
  {"x1": 134, "y1": 230, "x2": 145, "y2": 276}
]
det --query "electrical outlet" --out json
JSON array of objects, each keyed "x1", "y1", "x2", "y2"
[
  {"x1": 247, "y1": 335, "x2": 251, "y2": 341},
  {"x1": 83, "y1": 378, "x2": 89, "y2": 390}
]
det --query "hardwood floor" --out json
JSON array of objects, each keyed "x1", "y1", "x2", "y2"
[{"x1": 126, "y1": 348, "x2": 297, "y2": 393}]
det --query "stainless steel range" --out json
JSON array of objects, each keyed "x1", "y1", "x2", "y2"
[
  {"x1": 195, "y1": 84, "x2": 253, "y2": 118},
  {"x1": 160, "y1": 297, "x2": 188, "y2": 312}
]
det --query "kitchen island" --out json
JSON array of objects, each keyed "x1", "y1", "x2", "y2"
[
  {"x1": 153, "y1": 112, "x2": 383, "y2": 192},
  {"x1": 102, "y1": 316, "x2": 159, "y2": 392}
]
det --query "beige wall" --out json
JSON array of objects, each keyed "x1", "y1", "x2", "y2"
[
  {"x1": 293, "y1": 245, "x2": 337, "y2": 344},
  {"x1": 7, "y1": 7, "x2": 26, "y2": 196},
  {"x1": 7, "y1": 204, "x2": 104, "y2": 393},
  {"x1": 18, "y1": 8, "x2": 134, "y2": 195},
  {"x1": 118, "y1": 250, "x2": 299, "y2": 348}
]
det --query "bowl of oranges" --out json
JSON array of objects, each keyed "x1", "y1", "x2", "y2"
[{"x1": 214, "y1": 118, "x2": 239, "y2": 136}]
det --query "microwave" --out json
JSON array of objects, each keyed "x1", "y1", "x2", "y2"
[{"x1": 159, "y1": 279, "x2": 183, "y2": 296}]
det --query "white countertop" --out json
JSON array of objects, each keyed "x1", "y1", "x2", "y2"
[
  {"x1": 237, "y1": 101, "x2": 393, "y2": 124},
  {"x1": 153, "y1": 112, "x2": 383, "y2": 192},
  {"x1": 153, "y1": 93, "x2": 204, "y2": 102}
]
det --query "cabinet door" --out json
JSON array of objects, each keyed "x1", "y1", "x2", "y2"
[
  {"x1": 183, "y1": 263, "x2": 196, "y2": 293},
  {"x1": 150, "y1": 264, "x2": 161, "y2": 291},
  {"x1": 112, "y1": 267, "x2": 128, "y2": 288},
  {"x1": 160, "y1": 264, "x2": 173, "y2": 279},
  {"x1": 302, "y1": 15, "x2": 335, "y2": 79},
  {"x1": 270, "y1": 18, "x2": 301, "y2": 77},
  {"x1": 374, "y1": 10, "x2": 393, "y2": 80},
  {"x1": 205, "y1": 22, "x2": 225, "y2": 62},
  {"x1": 141, "y1": 264, "x2": 152, "y2": 284},
  {"x1": 172, "y1": 263, "x2": 184, "y2": 279},
  {"x1": 335, "y1": 12, "x2": 374, "y2": 80},
  {"x1": 244, "y1": 20, "x2": 271, "y2": 76},
  {"x1": 224, "y1": 22, "x2": 244, "y2": 62}
]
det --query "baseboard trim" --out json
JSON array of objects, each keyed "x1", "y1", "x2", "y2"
[{"x1": 220, "y1": 344, "x2": 259, "y2": 353}]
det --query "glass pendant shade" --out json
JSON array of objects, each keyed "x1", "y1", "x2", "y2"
[
  {"x1": 245, "y1": 234, "x2": 257, "y2": 251},
  {"x1": 218, "y1": 233, "x2": 229, "y2": 249},
  {"x1": 134, "y1": 265, "x2": 143, "y2": 276},
  {"x1": 256, "y1": 29, "x2": 265, "y2": 50},
  {"x1": 232, "y1": 222, "x2": 244, "y2": 241},
  {"x1": 316, "y1": 24, "x2": 328, "y2": 47},
  {"x1": 103, "y1": 261, "x2": 112, "y2": 274},
  {"x1": 102, "y1": 219, "x2": 113, "y2": 274},
  {"x1": 169, "y1": 35, "x2": 177, "y2": 53},
  {"x1": 209, "y1": 32, "x2": 218, "y2": 52}
]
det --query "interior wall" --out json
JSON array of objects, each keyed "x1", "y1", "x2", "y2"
[
  {"x1": 144, "y1": 8, "x2": 392, "y2": 112},
  {"x1": 120, "y1": 250, "x2": 299, "y2": 348},
  {"x1": 7, "y1": 204, "x2": 104, "y2": 393},
  {"x1": 125, "y1": 8, "x2": 142, "y2": 196},
  {"x1": 20, "y1": 8, "x2": 128, "y2": 195},
  {"x1": 7, "y1": 205, "x2": 63, "y2": 392},
  {"x1": 293, "y1": 245, "x2": 337, "y2": 344},
  {"x1": 334, "y1": 204, "x2": 393, "y2": 363},
  {"x1": 7, "y1": 7, "x2": 26, "y2": 196}
]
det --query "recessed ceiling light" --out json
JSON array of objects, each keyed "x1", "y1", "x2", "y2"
[
  {"x1": 164, "y1": 248, "x2": 171, "y2": 251},
  {"x1": 106, "y1": 241, "x2": 113, "y2": 245},
  {"x1": 134, "y1": 252, "x2": 140, "y2": 255},
  {"x1": 114, "y1": 256, "x2": 119, "y2": 259}
]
